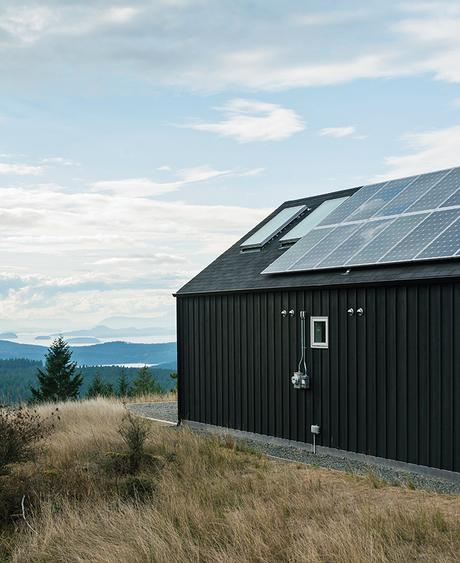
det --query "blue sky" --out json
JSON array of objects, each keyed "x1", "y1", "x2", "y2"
[{"x1": 1, "y1": 0, "x2": 460, "y2": 336}]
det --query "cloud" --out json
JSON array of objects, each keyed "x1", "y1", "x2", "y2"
[
  {"x1": 187, "y1": 99, "x2": 305, "y2": 142},
  {"x1": 0, "y1": 4, "x2": 142, "y2": 43},
  {"x1": 379, "y1": 124, "x2": 460, "y2": 178},
  {"x1": 0, "y1": 179, "x2": 269, "y2": 330},
  {"x1": 0, "y1": 162, "x2": 44, "y2": 175},
  {"x1": 291, "y1": 9, "x2": 370, "y2": 27},
  {"x1": 0, "y1": 1, "x2": 458, "y2": 93},
  {"x1": 393, "y1": 2, "x2": 460, "y2": 83},
  {"x1": 319, "y1": 126, "x2": 356, "y2": 138},
  {"x1": 90, "y1": 165, "x2": 263, "y2": 196},
  {"x1": 40, "y1": 156, "x2": 79, "y2": 166}
]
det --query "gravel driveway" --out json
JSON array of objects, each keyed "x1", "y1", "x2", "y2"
[{"x1": 127, "y1": 401, "x2": 460, "y2": 495}]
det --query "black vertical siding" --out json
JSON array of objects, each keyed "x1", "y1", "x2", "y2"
[{"x1": 177, "y1": 281, "x2": 460, "y2": 472}]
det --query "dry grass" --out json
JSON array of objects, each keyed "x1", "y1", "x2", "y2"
[
  {"x1": 1, "y1": 399, "x2": 459, "y2": 563},
  {"x1": 127, "y1": 392, "x2": 177, "y2": 404}
]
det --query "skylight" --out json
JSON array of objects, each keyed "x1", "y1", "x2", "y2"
[
  {"x1": 279, "y1": 197, "x2": 349, "y2": 243},
  {"x1": 241, "y1": 205, "x2": 306, "y2": 250}
]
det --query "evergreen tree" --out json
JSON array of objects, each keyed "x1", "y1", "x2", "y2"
[
  {"x1": 117, "y1": 369, "x2": 130, "y2": 397},
  {"x1": 130, "y1": 366, "x2": 162, "y2": 397},
  {"x1": 86, "y1": 373, "x2": 114, "y2": 398},
  {"x1": 169, "y1": 371, "x2": 177, "y2": 393},
  {"x1": 30, "y1": 337, "x2": 83, "y2": 403}
]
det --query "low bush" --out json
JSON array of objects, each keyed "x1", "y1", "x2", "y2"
[
  {"x1": 0, "y1": 406, "x2": 54, "y2": 474},
  {"x1": 118, "y1": 412, "x2": 149, "y2": 474}
]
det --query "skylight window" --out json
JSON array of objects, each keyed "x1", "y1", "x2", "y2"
[
  {"x1": 280, "y1": 197, "x2": 349, "y2": 244},
  {"x1": 240, "y1": 205, "x2": 306, "y2": 250}
]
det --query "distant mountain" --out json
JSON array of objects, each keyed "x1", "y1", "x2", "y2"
[
  {"x1": 0, "y1": 332, "x2": 17, "y2": 339},
  {"x1": 50, "y1": 324, "x2": 174, "y2": 338},
  {"x1": 0, "y1": 340, "x2": 177, "y2": 367},
  {"x1": 67, "y1": 337, "x2": 100, "y2": 344}
]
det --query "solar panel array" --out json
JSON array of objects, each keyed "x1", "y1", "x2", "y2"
[{"x1": 262, "y1": 167, "x2": 460, "y2": 275}]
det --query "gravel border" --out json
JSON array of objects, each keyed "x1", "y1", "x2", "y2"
[
  {"x1": 128, "y1": 401, "x2": 460, "y2": 495},
  {"x1": 127, "y1": 401, "x2": 177, "y2": 424}
]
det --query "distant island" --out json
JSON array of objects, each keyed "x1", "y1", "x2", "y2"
[
  {"x1": 0, "y1": 332, "x2": 17, "y2": 339},
  {"x1": 66, "y1": 337, "x2": 101, "y2": 344},
  {"x1": 0, "y1": 339, "x2": 176, "y2": 367}
]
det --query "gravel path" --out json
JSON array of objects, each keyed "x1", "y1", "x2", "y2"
[
  {"x1": 127, "y1": 401, "x2": 460, "y2": 495},
  {"x1": 127, "y1": 401, "x2": 178, "y2": 424}
]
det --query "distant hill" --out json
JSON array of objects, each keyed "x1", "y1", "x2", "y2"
[
  {"x1": 0, "y1": 332, "x2": 17, "y2": 339},
  {"x1": 0, "y1": 358, "x2": 176, "y2": 404},
  {"x1": 0, "y1": 340, "x2": 177, "y2": 367}
]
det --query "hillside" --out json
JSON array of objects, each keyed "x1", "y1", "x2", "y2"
[
  {"x1": 0, "y1": 359, "x2": 176, "y2": 403},
  {"x1": 1, "y1": 399, "x2": 459, "y2": 562},
  {"x1": 0, "y1": 340, "x2": 176, "y2": 366}
]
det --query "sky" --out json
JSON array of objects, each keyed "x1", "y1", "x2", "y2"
[{"x1": 1, "y1": 0, "x2": 460, "y2": 337}]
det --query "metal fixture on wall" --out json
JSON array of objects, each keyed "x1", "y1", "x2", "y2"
[
  {"x1": 281, "y1": 309, "x2": 296, "y2": 317},
  {"x1": 291, "y1": 310, "x2": 310, "y2": 389},
  {"x1": 357, "y1": 307, "x2": 364, "y2": 316},
  {"x1": 311, "y1": 425, "x2": 320, "y2": 454},
  {"x1": 347, "y1": 307, "x2": 354, "y2": 317}
]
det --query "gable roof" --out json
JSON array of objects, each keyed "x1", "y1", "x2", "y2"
[{"x1": 176, "y1": 184, "x2": 460, "y2": 296}]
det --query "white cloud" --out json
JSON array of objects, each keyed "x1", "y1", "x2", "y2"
[
  {"x1": 90, "y1": 165, "x2": 261, "y2": 197},
  {"x1": 0, "y1": 179, "x2": 269, "y2": 331},
  {"x1": 0, "y1": 162, "x2": 43, "y2": 175},
  {"x1": 292, "y1": 10, "x2": 369, "y2": 27},
  {"x1": 40, "y1": 156, "x2": 79, "y2": 166},
  {"x1": 188, "y1": 99, "x2": 305, "y2": 142},
  {"x1": 0, "y1": 4, "x2": 142, "y2": 43},
  {"x1": 393, "y1": 3, "x2": 460, "y2": 83},
  {"x1": 379, "y1": 124, "x2": 460, "y2": 178},
  {"x1": 319, "y1": 126, "x2": 356, "y2": 138},
  {"x1": 1, "y1": 2, "x2": 459, "y2": 92}
]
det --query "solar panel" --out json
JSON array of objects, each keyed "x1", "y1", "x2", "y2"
[
  {"x1": 440, "y1": 188, "x2": 460, "y2": 208},
  {"x1": 290, "y1": 224, "x2": 361, "y2": 271},
  {"x1": 317, "y1": 218, "x2": 392, "y2": 268},
  {"x1": 407, "y1": 168, "x2": 460, "y2": 212},
  {"x1": 347, "y1": 214, "x2": 428, "y2": 266},
  {"x1": 417, "y1": 217, "x2": 460, "y2": 259},
  {"x1": 318, "y1": 182, "x2": 384, "y2": 226},
  {"x1": 375, "y1": 170, "x2": 447, "y2": 217},
  {"x1": 241, "y1": 204, "x2": 306, "y2": 249},
  {"x1": 279, "y1": 197, "x2": 348, "y2": 242},
  {"x1": 380, "y1": 209, "x2": 459, "y2": 263},
  {"x1": 261, "y1": 166, "x2": 460, "y2": 275},
  {"x1": 263, "y1": 227, "x2": 333, "y2": 274},
  {"x1": 343, "y1": 176, "x2": 417, "y2": 222}
]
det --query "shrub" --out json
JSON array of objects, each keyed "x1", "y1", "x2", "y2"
[
  {"x1": 118, "y1": 413, "x2": 149, "y2": 474},
  {"x1": 0, "y1": 406, "x2": 54, "y2": 474}
]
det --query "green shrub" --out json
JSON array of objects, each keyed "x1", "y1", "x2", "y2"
[{"x1": 118, "y1": 413, "x2": 149, "y2": 474}]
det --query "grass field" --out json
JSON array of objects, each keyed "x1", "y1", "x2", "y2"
[{"x1": 1, "y1": 398, "x2": 459, "y2": 562}]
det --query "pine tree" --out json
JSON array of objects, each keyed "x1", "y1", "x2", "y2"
[
  {"x1": 130, "y1": 366, "x2": 162, "y2": 397},
  {"x1": 117, "y1": 369, "x2": 130, "y2": 397},
  {"x1": 86, "y1": 373, "x2": 114, "y2": 399},
  {"x1": 169, "y1": 371, "x2": 177, "y2": 393},
  {"x1": 30, "y1": 337, "x2": 83, "y2": 403}
]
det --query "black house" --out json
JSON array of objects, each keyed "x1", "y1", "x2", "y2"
[{"x1": 175, "y1": 167, "x2": 460, "y2": 474}]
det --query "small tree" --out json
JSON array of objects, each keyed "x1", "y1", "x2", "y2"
[
  {"x1": 130, "y1": 366, "x2": 162, "y2": 397},
  {"x1": 169, "y1": 371, "x2": 177, "y2": 393},
  {"x1": 30, "y1": 337, "x2": 83, "y2": 403},
  {"x1": 86, "y1": 373, "x2": 114, "y2": 399},
  {"x1": 117, "y1": 369, "x2": 130, "y2": 397}
]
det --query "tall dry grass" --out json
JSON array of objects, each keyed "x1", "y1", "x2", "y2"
[{"x1": 3, "y1": 399, "x2": 459, "y2": 563}]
